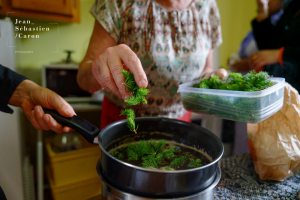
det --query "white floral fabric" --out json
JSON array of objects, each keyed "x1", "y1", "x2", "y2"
[{"x1": 90, "y1": 0, "x2": 222, "y2": 118}]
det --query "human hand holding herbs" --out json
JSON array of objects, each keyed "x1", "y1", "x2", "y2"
[{"x1": 120, "y1": 70, "x2": 150, "y2": 133}]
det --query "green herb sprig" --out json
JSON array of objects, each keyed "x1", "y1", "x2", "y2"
[
  {"x1": 110, "y1": 139, "x2": 202, "y2": 170},
  {"x1": 188, "y1": 158, "x2": 202, "y2": 168},
  {"x1": 170, "y1": 156, "x2": 186, "y2": 168},
  {"x1": 110, "y1": 150, "x2": 124, "y2": 159},
  {"x1": 120, "y1": 70, "x2": 150, "y2": 133},
  {"x1": 120, "y1": 109, "x2": 138, "y2": 133},
  {"x1": 122, "y1": 70, "x2": 150, "y2": 106}
]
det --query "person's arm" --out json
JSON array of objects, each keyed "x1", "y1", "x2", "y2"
[
  {"x1": 231, "y1": 59, "x2": 252, "y2": 72},
  {"x1": 249, "y1": 47, "x2": 300, "y2": 70},
  {"x1": 251, "y1": 0, "x2": 278, "y2": 50},
  {"x1": 8, "y1": 79, "x2": 76, "y2": 133},
  {"x1": 77, "y1": 20, "x2": 148, "y2": 100},
  {"x1": 200, "y1": 50, "x2": 228, "y2": 79},
  {"x1": 282, "y1": 47, "x2": 300, "y2": 67},
  {"x1": 0, "y1": 64, "x2": 27, "y2": 113},
  {"x1": 0, "y1": 65, "x2": 76, "y2": 133},
  {"x1": 252, "y1": 19, "x2": 276, "y2": 50}
]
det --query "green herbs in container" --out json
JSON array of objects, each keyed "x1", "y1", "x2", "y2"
[{"x1": 178, "y1": 71, "x2": 286, "y2": 123}]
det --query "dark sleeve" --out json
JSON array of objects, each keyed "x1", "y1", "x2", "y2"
[
  {"x1": 0, "y1": 186, "x2": 7, "y2": 200},
  {"x1": 0, "y1": 64, "x2": 28, "y2": 114},
  {"x1": 251, "y1": 18, "x2": 276, "y2": 50},
  {"x1": 283, "y1": 47, "x2": 300, "y2": 67}
]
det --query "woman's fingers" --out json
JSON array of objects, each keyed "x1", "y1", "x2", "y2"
[
  {"x1": 92, "y1": 54, "x2": 121, "y2": 98},
  {"x1": 214, "y1": 68, "x2": 228, "y2": 79},
  {"x1": 106, "y1": 47, "x2": 132, "y2": 99},
  {"x1": 92, "y1": 44, "x2": 148, "y2": 99},
  {"x1": 29, "y1": 110, "x2": 42, "y2": 130},
  {"x1": 34, "y1": 106, "x2": 50, "y2": 130},
  {"x1": 42, "y1": 114, "x2": 64, "y2": 133},
  {"x1": 30, "y1": 105, "x2": 74, "y2": 133},
  {"x1": 116, "y1": 44, "x2": 148, "y2": 88},
  {"x1": 201, "y1": 69, "x2": 228, "y2": 79}
]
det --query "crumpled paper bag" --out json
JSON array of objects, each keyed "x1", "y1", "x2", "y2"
[{"x1": 247, "y1": 84, "x2": 300, "y2": 181}]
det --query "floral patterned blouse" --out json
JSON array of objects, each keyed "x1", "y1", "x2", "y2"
[{"x1": 90, "y1": 0, "x2": 222, "y2": 118}]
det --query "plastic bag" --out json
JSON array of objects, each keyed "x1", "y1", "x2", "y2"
[{"x1": 247, "y1": 83, "x2": 300, "y2": 181}]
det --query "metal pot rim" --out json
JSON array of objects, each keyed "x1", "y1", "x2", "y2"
[{"x1": 98, "y1": 117, "x2": 224, "y2": 173}]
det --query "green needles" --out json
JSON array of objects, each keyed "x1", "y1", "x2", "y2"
[
  {"x1": 195, "y1": 70, "x2": 276, "y2": 91},
  {"x1": 170, "y1": 156, "x2": 186, "y2": 168},
  {"x1": 188, "y1": 158, "x2": 202, "y2": 168},
  {"x1": 122, "y1": 70, "x2": 150, "y2": 106},
  {"x1": 120, "y1": 70, "x2": 150, "y2": 133},
  {"x1": 110, "y1": 139, "x2": 203, "y2": 170},
  {"x1": 120, "y1": 109, "x2": 138, "y2": 133}
]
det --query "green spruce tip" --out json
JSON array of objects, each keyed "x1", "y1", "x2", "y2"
[
  {"x1": 121, "y1": 69, "x2": 150, "y2": 106},
  {"x1": 120, "y1": 109, "x2": 138, "y2": 133},
  {"x1": 122, "y1": 70, "x2": 138, "y2": 92},
  {"x1": 120, "y1": 70, "x2": 150, "y2": 133},
  {"x1": 170, "y1": 156, "x2": 186, "y2": 168},
  {"x1": 127, "y1": 144, "x2": 139, "y2": 161},
  {"x1": 188, "y1": 158, "x2": 202, "y2": 168},
  {"x1": 111, "y1": 139, "x2": 203, "y2": 169}
]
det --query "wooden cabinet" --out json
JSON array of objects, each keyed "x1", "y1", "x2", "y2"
[{"x1": 0, "y1": 0, "x2": 80, "y2": 23}]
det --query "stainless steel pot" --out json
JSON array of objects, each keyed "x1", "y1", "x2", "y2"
[
  {"x1": 97, "y1": 161, "x2": 222, "y2": 200},
  {"x1": 43, "y1": 109, "x2": 223, "y2": 198},
  {"x1": 98, "y1": 117, "x2": 223, "y2": 198}
]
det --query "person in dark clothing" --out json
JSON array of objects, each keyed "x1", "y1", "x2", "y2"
[
  {"x1": 250, "y1": 0, "x2": 300, "y2": 91},
  {"x1": 0, "y1": 65, "x2": 76, "y2": 200},
  {"x1": 0, "y1": 64, "x2": 76, "y2": 133}
]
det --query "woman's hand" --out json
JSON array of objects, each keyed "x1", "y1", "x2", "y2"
[
  {"x1": 201, "y1": 68, "x2": 228, "y2": 79},
  {"x1": 91, "y1": 44, "x2": 148, "y2": 100},
  {"x1": 200, "y1": 49, "x2": 228, "y2": 79},
  {"x1": 231, "y1": 59, "x2": 252, "y2": 72},
  {"x1": 9, "y1": 80, "x2": 76, "y2": 133},
  {"x1": 249, "y1": 49, "x2": 280, "y2": 70}
]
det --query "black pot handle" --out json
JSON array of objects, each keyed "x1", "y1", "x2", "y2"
[{"x1": 43, "y1": 108, "x2": 100, "y2": 144}]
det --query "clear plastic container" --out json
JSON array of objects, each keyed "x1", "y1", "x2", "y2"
[{"x1": 178, "y1": 78, "x2": 285, "y2": 123}]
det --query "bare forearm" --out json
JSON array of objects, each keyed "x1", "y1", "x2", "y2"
[
  {"x1": 8, "y1": 80, "x2": 37, "y2": 108},
  {"x1": 77, "y1": 60, "x2": 102, "y2": 94},
  {"x1": 232, "y1": 59, "x2": 251, "y2": 71},
  {"x1": 200, "y1": 50, "x2": 214, "y2": 77},
  {"x1": 77, "y1": 20, "x2": 117, "y2": 93}
]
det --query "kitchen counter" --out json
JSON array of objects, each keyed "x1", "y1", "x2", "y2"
[{"x1": 215, "y1": 153, "x2": 300, "y2": 199}]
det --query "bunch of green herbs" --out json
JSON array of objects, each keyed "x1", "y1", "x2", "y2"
[
  {"x1": 110, "y1": 139, "x2": 202, "y2": 170},
  {"x1": 194, "y1": 71, "x2": 275, "y2": 91},
  {"x1": 181, "y1": 71, "x2": 281, "y2": 123},
  {"x1": 120, "y1": 70, "x2": 150, "y2": 133}
]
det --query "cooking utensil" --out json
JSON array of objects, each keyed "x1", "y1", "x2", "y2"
[
  {"x1": 97, "y1": 161, "x2": 221, "y2": 200},
  {"x1": 43, "y1": 109, "x2": 224, "y2": 198},
  {"x1": 43, "y1": 108, "x2": 100, "y2": 144}
]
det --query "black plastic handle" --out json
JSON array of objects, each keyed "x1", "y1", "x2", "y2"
[{"x1": 43, "y1": 108, "x2": 100, "y2": 144}]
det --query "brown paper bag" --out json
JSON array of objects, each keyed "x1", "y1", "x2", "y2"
[{"x1": 247, "y1": 84, "x2": 300, "y2": 181}]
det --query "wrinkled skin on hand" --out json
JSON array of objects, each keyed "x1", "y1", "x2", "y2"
[{"x1": 9, "y1": 80, "x2": 76, "y2": 133}]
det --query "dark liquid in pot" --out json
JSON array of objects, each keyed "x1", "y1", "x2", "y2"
[{"x1": 109, "y1": 140, "x2": 211, "y2": 170}]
